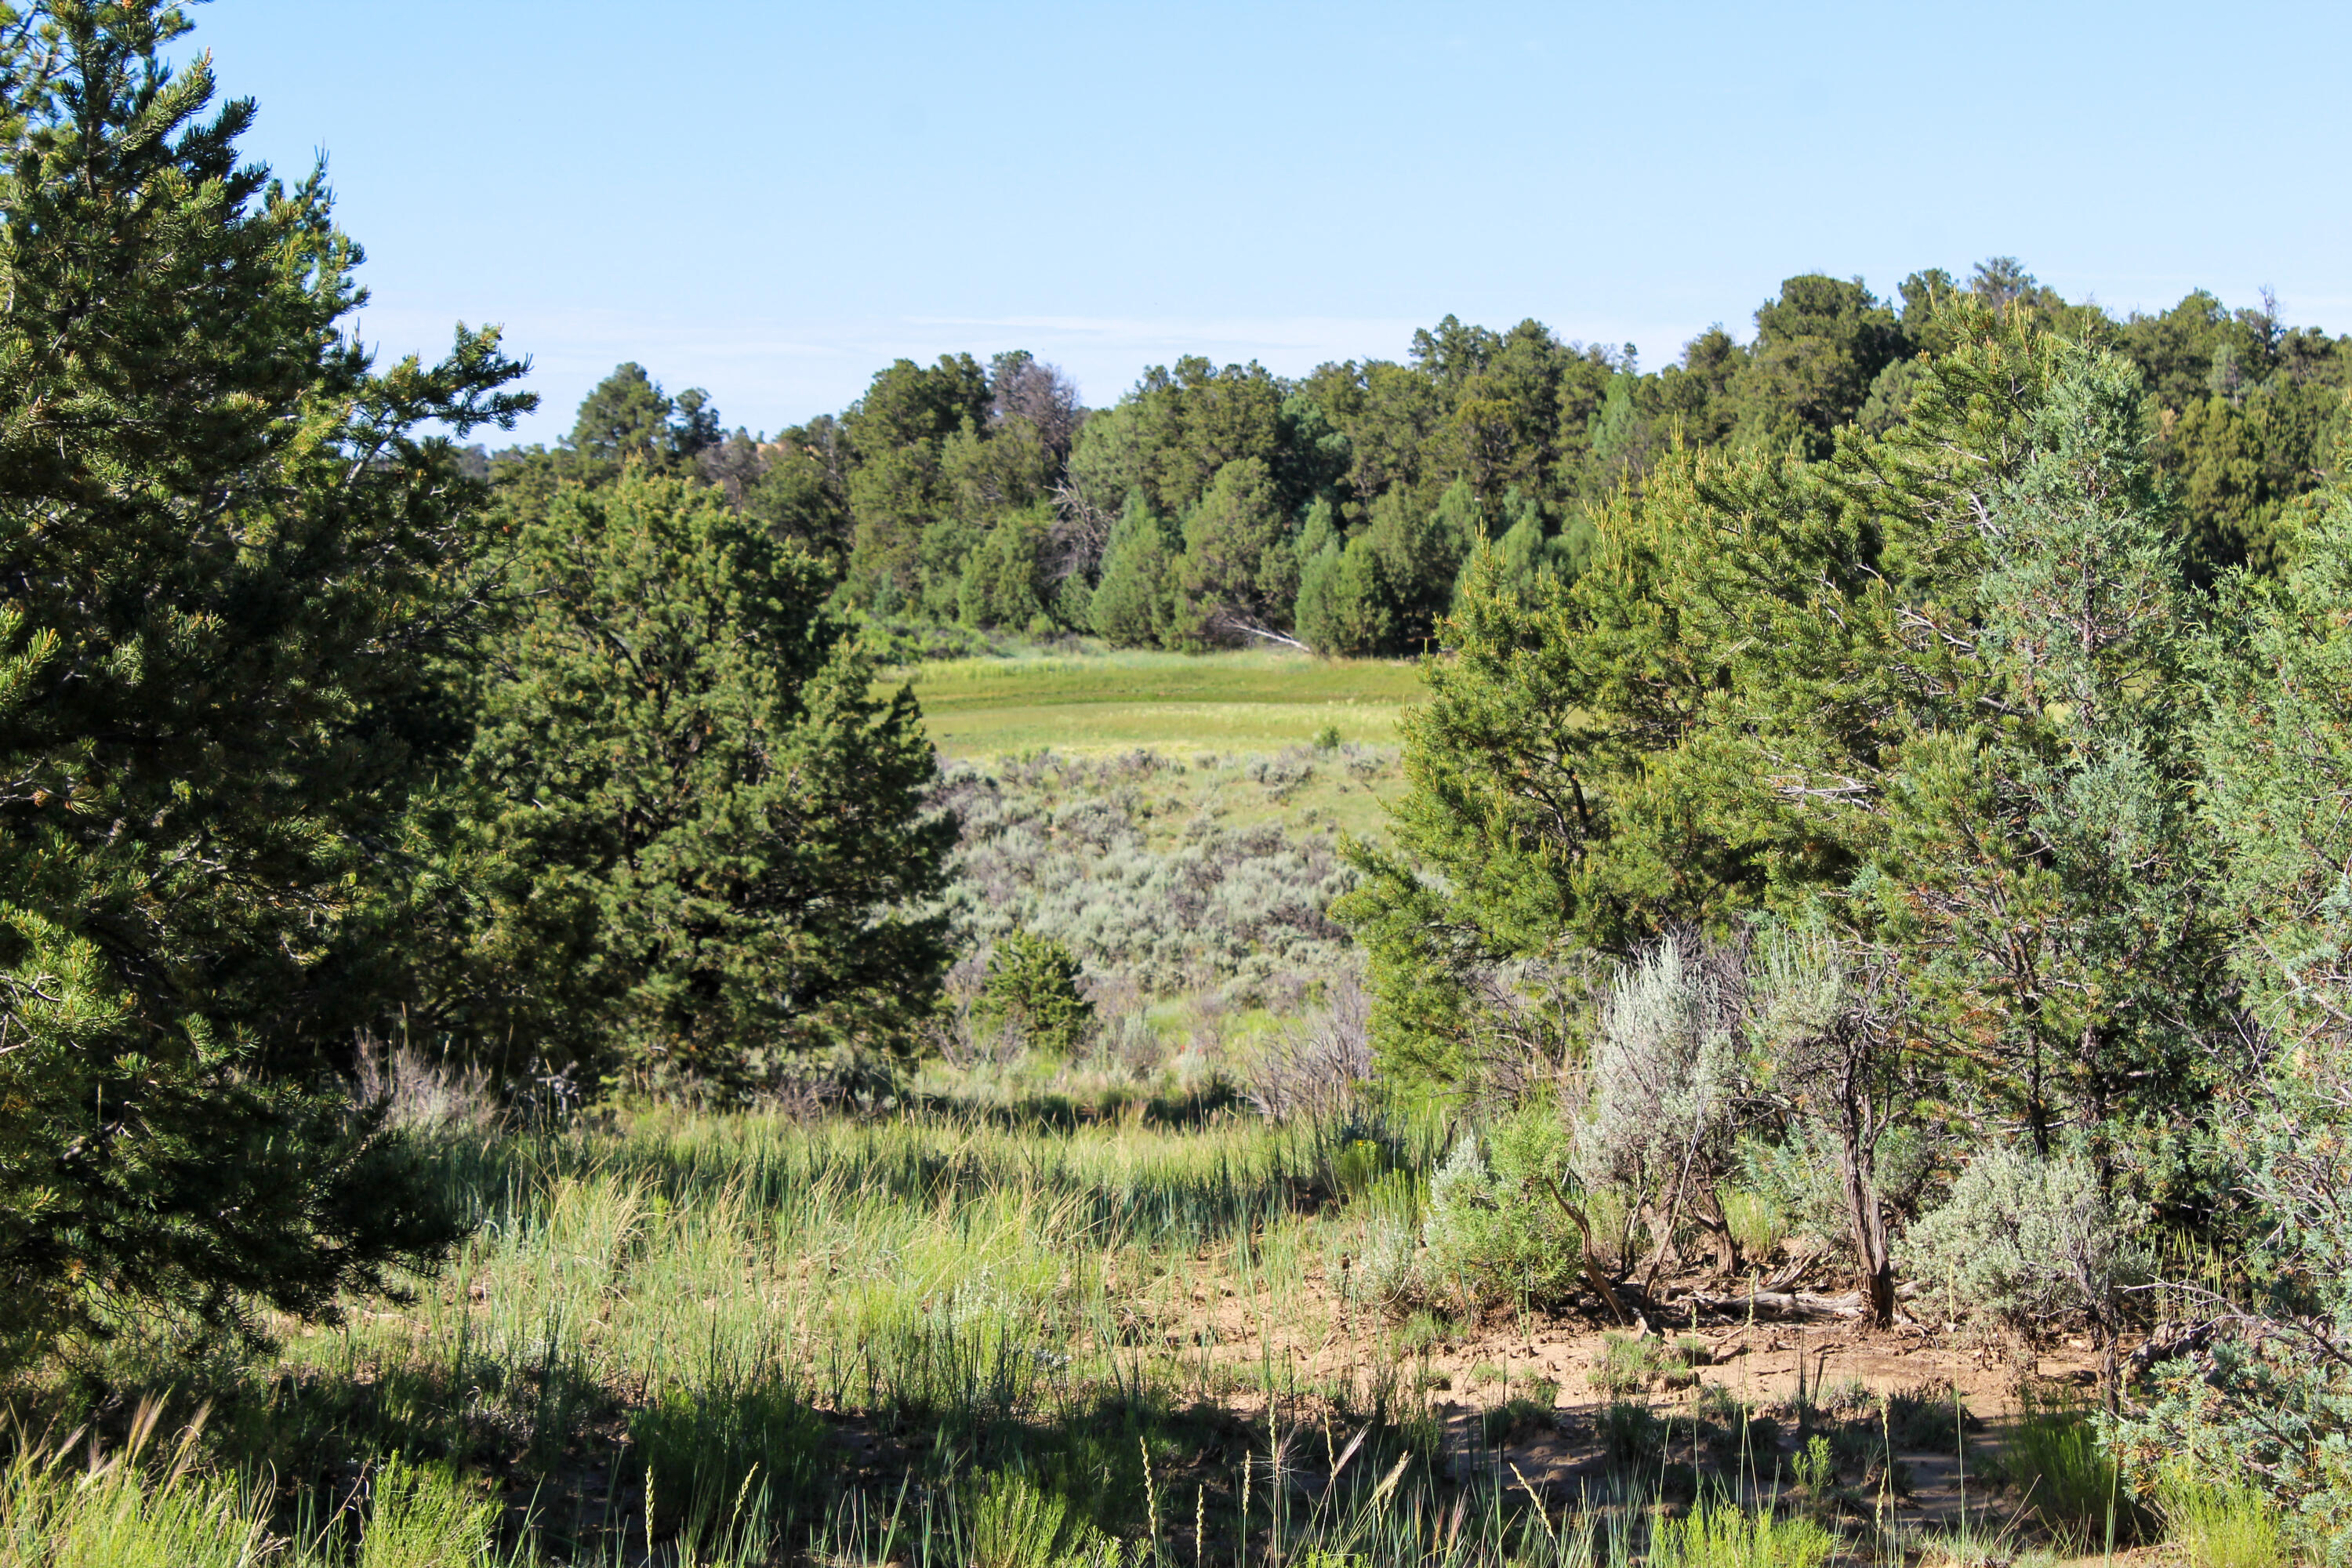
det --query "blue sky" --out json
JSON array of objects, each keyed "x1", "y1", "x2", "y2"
[{"x1": 183, "y1": 1, "x2": 2352, "y2": 446}]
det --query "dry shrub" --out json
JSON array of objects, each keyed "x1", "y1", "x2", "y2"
[
  {"x1": 353, "y1": 1034, "x2": 499, "y2": 1134},
  {"x1": 1245, "y1": 969, "x2": 1372, "y2": 1123}
]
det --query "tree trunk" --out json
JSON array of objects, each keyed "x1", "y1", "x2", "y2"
[
  {"x1": 1837, "y1": 1126, "x2": 1895, "y2": 1327},
  {"x1": 1686, "y1": 1185, "x2": 1740, "y2": 1279}
]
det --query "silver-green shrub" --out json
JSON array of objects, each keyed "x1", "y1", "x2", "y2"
[
  {"x1": 934, "y1": 749, "x2": 1359, "y2": 1003},
  {"x1": 1898, "y1": 1142, "x2": 2148, "y2": 1334},
  {"x1": 1421, "y1": 1107, "x2": 1584, "y2": 1309},
  {"x1": 1573, "y1": 932, "x2": 1746, "y2": 1270},
  {"x1": 1577, "y1": 934, "x2": 1741, "y2": 1185},
  {"x1": 1737, "y1": 1121, "x2": 1939, "y2": 1263}
]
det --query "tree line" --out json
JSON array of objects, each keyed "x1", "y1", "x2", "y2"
[{"x1": 489, "y1": 262, "x2": 2349, "y2": 659}]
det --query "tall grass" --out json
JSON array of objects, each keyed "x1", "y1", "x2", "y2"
[
  {"x1": 1992, "y1": 1393, "x2": 2147, "y2": 1552},
  {"x1": 0, "y1": 1404, "x2": 270, "y2": 1568},
  {"x1": 2, "y1": 1092, "x2": 2140, "y2": 1565},
  {"x1": 1650, "y1": 1492, "x2": 1834, "y2": 1568},
  {"x1": 0, "y1": 1404, "x2": 520, "y2": 1568},
  {"x1": 2158, "y1": 1471, "x2": 2285, "y2": 1568}
]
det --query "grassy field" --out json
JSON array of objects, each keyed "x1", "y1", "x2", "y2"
[
  {"x1": 886, "y1": 648, "x2": 1424, "y2": 759},
  {"x1": 0, "y1": 1085, "x2": 1838, "y2": 1568},
  {"x1": 2, "y1": 1047, "x2": 2180, "y2": 1567},
  {"x1": 2, "y1": 647, "x2": 2222, "y2": 1567}
]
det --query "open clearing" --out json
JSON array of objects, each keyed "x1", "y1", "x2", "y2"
[
  {"x1": 887, "y1": 648, "x2": 1424, "y2": 758},
  {"x1": 53, "y1": 1097, "x2": 2143, "y2": 1566}
]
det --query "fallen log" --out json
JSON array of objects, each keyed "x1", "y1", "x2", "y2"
[
  {"x1": 1682, "y1": 1287, "x2": 1867, "y2": 1322},
  {"x1": 2128, "y1": 1319, "x2": 2216, "y2": 1377}
]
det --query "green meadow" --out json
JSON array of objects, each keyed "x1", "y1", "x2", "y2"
[{"x1": 885, "y1": 648, "x2": 1424, "y2": 759}]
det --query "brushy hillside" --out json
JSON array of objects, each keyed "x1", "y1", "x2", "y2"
[{"x1": 906, "y1": 648, "x2": 1417, "y2": 1071}]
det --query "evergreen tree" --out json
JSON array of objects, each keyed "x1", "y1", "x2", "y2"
[
  {"x1": 1089, "y1": 492, "x2": 1179, "y2": 647},
  {"x1": 449, "y1": 472, "x2": 953, "y2": 1087},
  {"x1": 0, "y1": 0, "x2": 528, "y2": 1352},
  {"x1": 1295, "y1": 534, "x2": 1396, "y2": 658},
  {"x1": 957, "y1": 506, "x2": 1054, "y2": 631},
  {"x1": 572, "y1": 362, "x2": 691, "y2": 466},
  {"x1": 2198, "y1": 439, "x2": 2352, "y2": 1048},
  {"x1": 1479, "y1": 489, "x2": 1585, "y2": 601},
  {"x1": 1293, "y1": 539, "x2": 1345, "y2": 655},
  {"x1": 1741, "y1": 327, "x2": 2223, "y2": 1153},
  {"x1": 2110, "y1": 454, "x2": 2352, "y2": 1545},
  {"x1": 1171, "y1": 456, "x2": 1294, "y2": 644},
  {"x1": 1727, "y1": 274, "x2": 1908, "y2": 459},
  {"x1": 1366, "y1": 479, "x2": 1479, "y2": 648},
  {"x1": 975, "y1": 931, "x2": 1094, "y2": 1058},
  {"x1": 1342, "y1": 314, "x2": 2227, "y2": 1152}
]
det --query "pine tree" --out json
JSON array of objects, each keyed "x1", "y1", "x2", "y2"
[
  {"x1": 1089, "y1": 492, "x2": 1179, "y2": 648},
  {"x1": 1342, "y1": 314, "x2": 2227, "y2": 1154},
  {"x1": 446, "y1": 471, "x2": 954, "y2": 1087},
  {"x1": 0, "y1": 0, "x2": 529, "y2": 1353},
  {"x1": 1171, "y1": 456, "x2": 1294, "y2": 645}
]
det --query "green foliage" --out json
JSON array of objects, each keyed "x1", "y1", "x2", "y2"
[
  {"x1": 2200, "y1": 459, "x2": 2352, "y2": 1044},
  {"x1": 631, "y1": 1371, "x2": 829, "y2": 1545},
  {"x1": 1364, "y1": 481, "x2": 1476, "y2": 648},
  {"x1": 2121, "y1": 454, "x2": 2352, "y2": 1560},
  {"x1": 1727, "y1": 273, "x2": 1906, "y2": 459},
  {"x1": 1650, "y1": 1492, "x2": 1835, "y2": 1568},
  {"x1": 1900, "y1": 1144, "x2": 2150, "y2": 1336},
  {"x1": 446, "y1": 470, "x2": 953, "y2": 1085},
  {"x1": 1419, "y1": 1107, "x2": 1584, "y2": 1307},
  {"x1": 354, "y1": 1457, "x2": 501, "y2": 1568},
  {"x1": 1088, "y1": 492, "x2": 1180, "y2": 647},
  {"x1": 1574, "y1": 933, "x2": 1744, "y2": 1262},
  {"x1": 1171, "y1": 456, "x2": 1296, "y2": 644},
  {"x1": 1991, "y1": 1395, "x2": 2143, "y2": 1549},
  {"x1": 1587, "y1": 1333, "x2": 1669, "y2": 1396},
  {"x1": 1295, "y1": 532, "x2": 1397, "y2": 657},
  {"x1": 1718, "y1": 1186, "x2": 1789, "y2": 1261},
  {"x1": 2112, "y1": 1065, "x2": 2352, "y2": 1563},
  {"x1": 1345, "y1": 315, "x2": 2228, "y2": 1154},
  {"x1": 2157, "y1": 1470, "x2": 2285, "y2": 1568},
  {"x1": 0, "y1": 0, "x2": 515, "y2": 1353},
  {"x1": 1596, "y1": 1399, "x2": 1670, "y2": 1468},
  {"x1": 570, "y1": 361, "x2": 720, "y2": 468},
  {"x1": 1737, "y1": 1123, "x2": 1936, "y2": 1262},
  {"x1": 693, "y1": 260, "x2": 2348, "y2": 665},
  {"x1": 978, "y1": 931, "x2": 1095, "y2": 1058},
  {"x1": 966, "y1": 1471, "x2": 1109, "y2": 1568},
  {"x1": 960, "y1": 504, "x2": 1058, "y2": 632},
  {"x1": 0, "y1": 1410, "x2": 272, "y2": 1567}
]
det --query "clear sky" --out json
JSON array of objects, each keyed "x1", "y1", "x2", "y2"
[{"x1": 180, "y1": 1, "x2": 2352, "y2": 447}]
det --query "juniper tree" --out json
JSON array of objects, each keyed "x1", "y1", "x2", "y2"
[
  {"x1": 442, "y1": 471, "x2": 954, "y2": 1088},
  {"x1": 0, "y1": 0, "x2": 529, "y2": 1352},
  {"x1": 1343, "y1": 314, "x2": 2228, "y2": 1165},
  {"x1": 1750, "y1": 326, "x2": 2227, "y2": 1157},
  {"x1": 2108, "y1": 448, "x2": 2352, "y2": 1548}
]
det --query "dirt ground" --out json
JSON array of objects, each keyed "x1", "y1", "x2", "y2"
[{"x1": 1174, "y1": 1270, "x2": 2121, "y2": 1534}]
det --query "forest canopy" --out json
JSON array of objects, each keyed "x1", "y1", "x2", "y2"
[{"x1": 489, "y1": 263, "x2": 2350, "y2": 661}]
